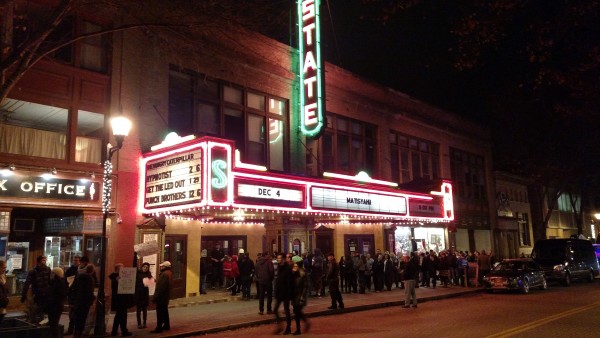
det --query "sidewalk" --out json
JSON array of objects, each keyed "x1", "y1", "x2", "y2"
[{"x1": 57, "y1": 284, "x2": 481, "y2": 337}]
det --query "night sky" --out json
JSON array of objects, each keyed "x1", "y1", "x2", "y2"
[{"x1": 255, "y1": 0, "x2": 600, "y2": 200}]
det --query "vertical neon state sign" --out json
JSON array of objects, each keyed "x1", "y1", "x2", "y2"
[{"x1": 298, "y1": 0, "x2": 324, "y2": 137}]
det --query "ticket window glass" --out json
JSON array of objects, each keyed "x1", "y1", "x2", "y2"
[
  {"x1": 6, "y1": 242, "x2": 30, "y2": 296},
  {"x1": 44, "y1": 235, "x2": 83, "y2": 269}
]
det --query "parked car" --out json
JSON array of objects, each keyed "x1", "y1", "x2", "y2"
[
  {"x1": 483, "y1": 259, "x2": 547, "y2": 294},
  {"x1": 531, "y1": 238, "x2": 599, "y2": 286}
]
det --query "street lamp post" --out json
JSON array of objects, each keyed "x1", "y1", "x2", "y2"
[{"x1": 94, "y1": 115, "x2": 132, "y2": 337}]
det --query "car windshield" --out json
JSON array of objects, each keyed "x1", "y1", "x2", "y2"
[
  {"x1": 532, "y1": 242, "x2": 566, "y2": 260},
  {"x1": 494, "y1": 261, "x2": 525, "y2": 272}
]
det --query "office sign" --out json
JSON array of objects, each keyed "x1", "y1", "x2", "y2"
[{"x1": 0, "y1": 176, "x2": 99, "y2": 201}]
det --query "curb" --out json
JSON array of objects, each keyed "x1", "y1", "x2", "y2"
[{"x1": 166, "y1": 288, "x2": 483, "y2": 337}]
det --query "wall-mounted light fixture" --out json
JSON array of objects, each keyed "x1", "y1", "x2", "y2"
[{"x1": 0, "y1": 164, "x2": 15, "y2": 176}]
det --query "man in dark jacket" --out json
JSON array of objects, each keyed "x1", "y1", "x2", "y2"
[
  {"x1": 151, "y1": 261, "x2": 173, "y2": 334},
  {"x1": 71, "y1": 264, "x2": 96, "y2": 338},
  {"x1": 109, "y1": 263, "x2": 132, "y2": 337},
  {"x1": 238, "y1": 250, "x2": 255, "y2": 300},
  {"x1": 210, "y1": 242, "x2": 225, "y2": 288},
  {"x1": 21, "y1": 255, "x2": 51, "y2": 324},
  {"x1": 255, "y1": 252, "x2": 274, "y2": 315},
  {"x1": 64, "y1": 255, "x2": 81, "y2": 335},
  {"x1": 402, "y1": 251, "x2": 419, "y2": 308},
  {"x1": 327, "y1": 252, "x2": 344, "y2": 310},
  {"x1": 273, "y1": 253, "x2": 293, "y2": 335}
]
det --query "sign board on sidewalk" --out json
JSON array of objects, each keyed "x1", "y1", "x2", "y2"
[{"x1": 117, "y1": 267, "x2": 137, "y2": 294}]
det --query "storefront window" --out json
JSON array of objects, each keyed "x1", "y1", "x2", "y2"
[
  {"x1": 414, "y1": 227, "x2": 446, "y2": 253},
  {"x1": 44, "y1": 235, "x2": 83, "y2": 269}
]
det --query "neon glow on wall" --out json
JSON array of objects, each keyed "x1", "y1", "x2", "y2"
[{"x1": 298, "y1": 0, "x2": 324, "y2": 137}]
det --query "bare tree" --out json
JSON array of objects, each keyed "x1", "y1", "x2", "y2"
[{"x1": 0, "y1": 0, "x2": 291, "y2": 103}]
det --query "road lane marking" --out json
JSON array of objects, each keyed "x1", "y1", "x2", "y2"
[{"x1": 485, "y1": 300, "x2": 600, "y2": 338}]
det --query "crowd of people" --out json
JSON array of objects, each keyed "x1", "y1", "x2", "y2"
[
  {"x1": 0, "y1": 254, "x2": 173, "y2": 337},
  {"x1": 0, "y1": 246, "x2": 496, "y2": 337},
  {"x1": 201, "y1": 246, "x2": 496, "y2": 335},
  {"x1": 201, "y1": 245, "x2": 495, "y2": 335}
]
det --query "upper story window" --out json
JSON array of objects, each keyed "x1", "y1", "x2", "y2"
[
  {"x1": 0, "y1": 99, "x2": 104, "y2": 164},
  {"x1": 450, "y1": 148, "x2": 486, "y2": 200},
  {"x1": 46, "y1": 17, "x2": 109, "y2": 73},
  {"x1": 556, "y1": 193, "x2": 579, "y2": 212},
  {"x1": 389, "y1": 132, "x2": 439, "y2": 184},
  {"x1": 168, "y1": 68, "x2": 288, "y2": 171},
  {"x1": 320, "y1": 113, "x2": 377, "y2": 176}
]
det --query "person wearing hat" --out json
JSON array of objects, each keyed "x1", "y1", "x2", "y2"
[
  {"x1": 151, "y1": 261, "x2": 173, "y2": 333},
  {"x1": 200, "y1": 249, "x2": 209, "y2": 295},
  {"x1": 238, "y1": 249, "x2": 255, "y2": 300}
]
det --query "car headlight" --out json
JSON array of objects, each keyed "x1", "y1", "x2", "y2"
[{"x1": 553, "y1": 264, "x2": 564, "y2": 272}]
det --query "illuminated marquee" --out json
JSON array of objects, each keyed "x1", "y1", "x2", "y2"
[
  {"x1": 298, "y1": 0, "x2": 324, "y2": 137},
  {"x1": 234, "y1": 177, "x2": 305, "y2": 209},
  {"x1": 310, "y1": 186, "x2": 408, "y2": 215},
  {"x1": 139, "y1": 137, "x2": 453, "y2": 222},
  {"x1": 144, "y1": 148, "x2": 202, "y2": 209}
]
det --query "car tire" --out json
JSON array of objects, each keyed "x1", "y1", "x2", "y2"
[
  {"x1": 522, "y1": 279, "x2": 530, "y2": 294},
  {"x1": 539, "y1": 277, "x2": 547, "y2": 290},
  {"x1": 563, "y1": 273, "x2": 571, "y2": 287}
]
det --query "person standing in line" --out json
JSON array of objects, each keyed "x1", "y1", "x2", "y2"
[
  {"x1": 0, "y1": 260, "x2": 9, "y2": 326},
  {"x1": 291, "y1": 257, "x2": 310, "y2": 335},
  {"x1": 255, "y1": 252, "x2": 274, "y2": 315},
  {"x1": 64, "y1": 255, "x2": 80, "y2": 335},
  {"x1": 238, "y1": 250, "x2": 254, "y2": 300},
  {"x1": 357, "y1": 254, "x2": 367, "y2": 294},
  {"x1": 109, "y1": 263, "x2": 133, "y2": 337},
  {"x1": 373, "y1": 254, "x2": 384, "y2": 292},
  {"x1": 326, "y1": 252, "x2": 344, "y2": 310},
  {"x1": 402, "y1": 251, "x2": 419, "y2": 309},
  {"x1": 71, "y1": 264, "x2": 96, "y2": 338},
  {"x1": 135, "y1": 262, "x2": 152, "y2": 329},
  {"x1": 200, "y1": 250, "x2": 209, "y2": 295},
  {"x1": 151, "y1": 261, "x2": 173, "y2": 334},
  {"x1": 47, "y1": 267, "x2": 67, "y2": 338},
  {"x1": 273, "y1": 253, "x2": 293, "y2": 335},
  {"x1": 365, "y1": 253, "x2": 373, "y2": 291},
  {"x1": 338, "y1": 256, "x2": 346, "y2": 292},
  {"x1": 310, "y1": 249, "x2": 324, "y2": 297},
  {"x1": 20, "y1": 255, "x2": 51, "y2": 324},
  {"x1": 210, "y1": 242, "x2": 225, "y2": 288}
]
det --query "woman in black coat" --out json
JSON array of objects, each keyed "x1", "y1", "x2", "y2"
[
  {"x1": 71, "y1": 264, "x2": 96, "y2": 338},
  {"x1": 47, "y1": 267, "x2": 67, "y2": 338},
  {"x1": 135, "y1": 262, "x2": 152, "y2": 328},
  {"x1": 373, "y1": 254, "x2": 385, "y2": 292}
]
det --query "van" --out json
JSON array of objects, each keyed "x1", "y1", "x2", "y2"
[{"x1": 531, "y1": 238, "x2": 599, "y2": 286}]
